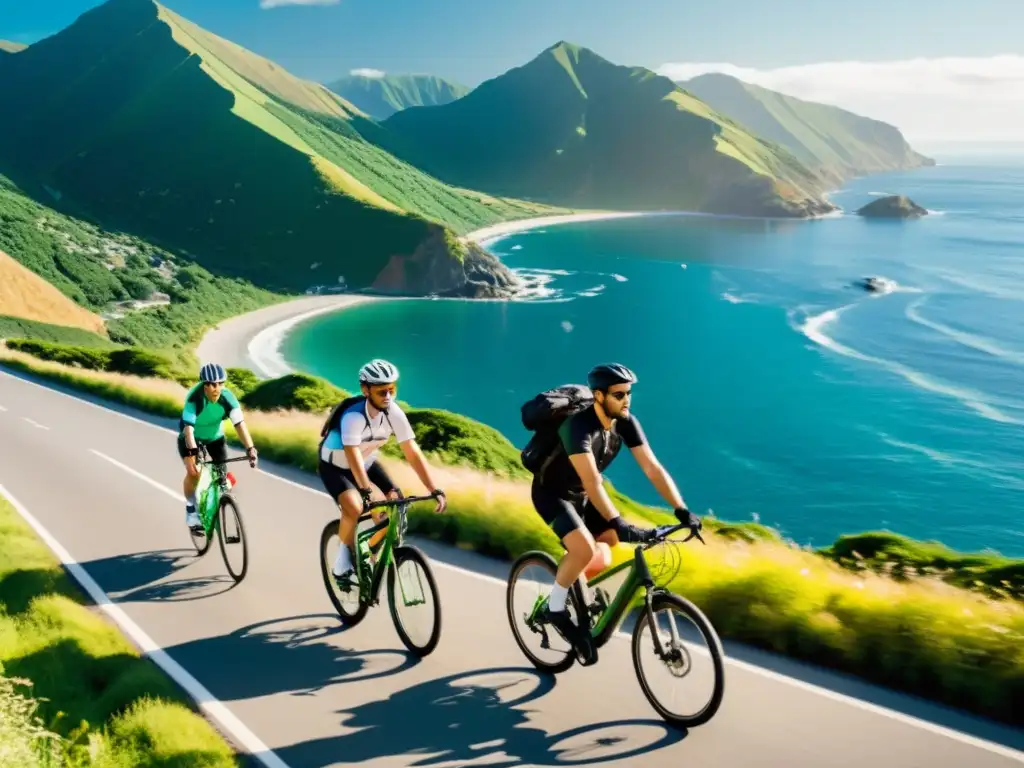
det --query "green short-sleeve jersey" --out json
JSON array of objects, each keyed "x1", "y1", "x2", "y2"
[{"x1": 180, "y1": 383, "x2": 243, "y2": 442}]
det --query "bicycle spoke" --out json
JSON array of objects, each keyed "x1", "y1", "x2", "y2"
[{"x1": 631, "y1": 593, "x2": 725, "y2": 727}]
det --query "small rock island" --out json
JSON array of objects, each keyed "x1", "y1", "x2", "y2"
[{"x1": 856, "y1": 195, "x2": 928, "y2": 219}]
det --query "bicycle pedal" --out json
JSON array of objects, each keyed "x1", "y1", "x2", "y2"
[
  {"x1": 224, "y1": 535, "x2": 240, "y2": 544},
  {"x1": 575, "y1": 642, "x2": 599, "y2": 667}
]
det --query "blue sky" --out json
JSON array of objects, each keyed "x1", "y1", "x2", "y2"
[
  {"x1": 3, "y1": 0, "x2": 1020, "y2": 86},
  {"x1": 3, "y1": 0, "x2": 1023, "y2": 141}
]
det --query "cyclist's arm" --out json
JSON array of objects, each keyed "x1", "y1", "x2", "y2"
[
  {"x1": 181, "y1": 393, "x2": 199, "y2": 450},
  {"x1": 563, "y1": 420, "x2": 621, "y2": 521},
  {"x1": 624, "y1": 415, "x2": 688, "y2": 510},
  {"x1": 392, "y1": 407, "x2": 441, "y2": 493},
  {"x1": 340, "y1": 411, "x2": 374, "y2": 493},
  {"x1": 567, "y1": 451, "x2": 622, "y2": 521},
  {"x1": 222, "y1": 390, "x2": 255, "y2": 450}
]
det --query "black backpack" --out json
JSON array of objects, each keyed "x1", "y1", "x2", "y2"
[
  {"x1": 319, "y1": 395, "x2": 368, "y2": 452},
  {"x1": 519, "y1": 384, "x2": 593, "y2": 480}
]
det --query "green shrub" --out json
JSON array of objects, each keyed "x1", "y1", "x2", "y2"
[
  {"x1": 241, "y1": 373, "x2": 349, "y2": 413},
  {"x1": 5, "y1": 338, "x2": 110, "y2": 370},
  {"x1": 226, "y1": 367, "x2": 261, "y2": 397},
  {"x1": 392, "y1": 407, "x2": 529, "y2": 479}
]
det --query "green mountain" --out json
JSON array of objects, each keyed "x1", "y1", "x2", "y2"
[
  {"x1": 680, "y1": 73, "x2": 934, "y2": 186},
  {"x1": 0, "y1": 0, "x2": 557, "y2": 300},
  {"x1": 374, "y1": 42, "x2": 836, "y2": 218},
  {"x1": 0, "y1": 41, "x2": 28, "y2": 54},
  {"x1": 326, "y1": 73, "x2": 470, "y2": 120}
]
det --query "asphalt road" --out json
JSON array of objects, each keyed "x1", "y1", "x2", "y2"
[{"x1": 1, "y1": 368, "x2": 1022, "y2": 768}]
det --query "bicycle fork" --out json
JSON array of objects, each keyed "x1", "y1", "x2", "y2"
[{"x1": 635, "y1": 548, "x2": 679, "y2": 662}]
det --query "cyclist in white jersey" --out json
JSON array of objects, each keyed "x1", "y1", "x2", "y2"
[{"x1": 318, "y1": 358, "x2": 447, "y2": 589}]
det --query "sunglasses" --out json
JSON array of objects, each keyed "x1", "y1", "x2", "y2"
[
  {"x1": 370, "y1": 385, "x2": 397, "y2": 396},
  {"x1": 607, "y1": 389, "x2": 632, "y2": 401}
]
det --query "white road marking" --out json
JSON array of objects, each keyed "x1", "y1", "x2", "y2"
[
  {"x1": 2, "y1": 369, "x2": 1023, "y2": 761},
  {"x1": 87, "y1": 450, "x2": 1024, "y2": 762},
  {"x1": 0, "y1": 483, "x2": 292, "y2": 768},
  {"x1": 22, "y1": 417, "x2": 50, "y2": 430}
]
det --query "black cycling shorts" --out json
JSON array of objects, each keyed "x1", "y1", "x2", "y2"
[
  {"x1": 177, "y1": 434, "x2": 227, "y2": 464},
  {"x1": 531, "y1": 479, "x2": 615, "y2": 541},
  {"x1": 318, "y1": 459, "x2": 397, "y2": 502}
]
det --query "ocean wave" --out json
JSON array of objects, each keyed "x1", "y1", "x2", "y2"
[
  {"x1": 927, "y1": 269, "x2": 1024, "y2": 301},
  {"x1": 877, "y1": 433, "x2": 1024, "y2": 491},
  {"x1": 722, "y1": 292, "x2": 755, "y2": 304},
  {"x1": 905, "y1": 297, "x2": 1024, "y2": 365},
  {"x1": 792, "y1": 301, "x2": 1024, "y2": 426},
  {"x1": 510, "y1": 244, "x2": 523, "y2": 251}
]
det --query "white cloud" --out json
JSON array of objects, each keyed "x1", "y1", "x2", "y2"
[
  {"x1": 259, "y1": 0, "x2": 339, "y2": 9},
  {"x1": 349, "y1": 68, "x2": 386, "y2": 79},
  {"x1": 656, "y1": 55, "x2": 1024, "y2": 144}
]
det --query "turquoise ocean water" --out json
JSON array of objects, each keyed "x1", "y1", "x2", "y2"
[{"x1": 282, "y1": 155, "x2": 1024, "y2": 556}]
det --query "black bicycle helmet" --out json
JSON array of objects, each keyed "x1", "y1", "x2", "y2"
[{"x1": 587, "y1": 363, "x2": 637, "y2": 391}]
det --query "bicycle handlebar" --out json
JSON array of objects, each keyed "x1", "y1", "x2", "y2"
[
  {"x1": 197, "y1": 455, "x2": 252, "y2": 465},
  {"x1": 643, "y1": 521, "x2": 706, "y2": 548},
  {"x1": 359, "y1": 492, "x2": 443, "y2": 521}
]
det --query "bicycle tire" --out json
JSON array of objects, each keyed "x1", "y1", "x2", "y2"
[
  {"x1": 319, "y1": 520, "x2": 369, "y2": 626},
  {"x1": 190, "y1": 491, "x2": 214, "y2": 556},
  {"x1": 217, "y1": 495, "x2": 248, "y2": 582},
  {"x1": 630, "y1": 591, "x2": 726, "y2": 728},
  {"x1": 506, "y1": 551, "x2": 580, "y2": 674},
  {"x1": 386, "y1": 545, "x2": 442, "y2": 657}
]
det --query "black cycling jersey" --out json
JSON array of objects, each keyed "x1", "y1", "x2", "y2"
[{"x1": 539, "y1": 405, "x2": 647, "y2": 495}]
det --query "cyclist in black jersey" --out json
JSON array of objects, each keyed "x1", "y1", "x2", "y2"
[{"x1": 532, "y1": 362, "x2": 702, "y2": 663}]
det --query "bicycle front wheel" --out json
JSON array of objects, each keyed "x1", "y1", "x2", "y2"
[
  {"x1": 386, "y1": 545, "x2": 441, "y2": 657},
  {"x1": 217, "y1": 495, "x2": 248, "y2": 582},
  {"x1": 631, "y1": 591, "x2": 725, "y2": 728}
]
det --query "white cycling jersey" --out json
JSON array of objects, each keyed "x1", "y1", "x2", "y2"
[{"x1": 320, "y1": 399, "x2": 415, "y2": 469}]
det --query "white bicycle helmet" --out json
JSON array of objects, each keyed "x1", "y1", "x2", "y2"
[{"x1": 358, "y1": 358, "x2": 399, "y2": 385}]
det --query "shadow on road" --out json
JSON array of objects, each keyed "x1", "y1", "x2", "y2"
[
  {"x1": 162, "y1": 613, "x2": 419, "y2": 702},
  {"x1": 78, "y1": 547, "x2": 197, "y2": 593},
  {"x1": 276, "y1": 666, "x2": 687, "y2": 767}
]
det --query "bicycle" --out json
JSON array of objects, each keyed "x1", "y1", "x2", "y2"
[
  {"x1": 506, "y1": 521, "x2": 726, "y2": 728},
  {"x1": 189, "y1": 443, "x2": 251, "y2": 583},
  {"x1": 319, "y1": 492, "x2": 443, "y2": 657}
]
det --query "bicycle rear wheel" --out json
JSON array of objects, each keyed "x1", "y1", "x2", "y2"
[
  {"x1": 217, "y1": 495, "x2": 248, "y2": 582},
  {"x1": 506, "y1": 551, "x2": 582, "y2": 674},
  {"x1": 387, "y1": 545, "x2": 442, "y2": 657},
  {"x1": 319, "y1": 520, "x2": 369, "y2": 626},
  {"x1": 631, "y1": 591, "x2": 725, "y2": 728}
]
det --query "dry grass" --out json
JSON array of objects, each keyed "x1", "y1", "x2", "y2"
[{"x1": 0, "y1": 250, "x2": 107, "y2": 336}]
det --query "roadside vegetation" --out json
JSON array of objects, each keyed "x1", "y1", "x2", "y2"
[
  {"x1": 1, "y1": 342, "x2": 1021, "y2": 726},
  {"x1": 0, "y1": 496, "x2": 239, "y2": 766}
]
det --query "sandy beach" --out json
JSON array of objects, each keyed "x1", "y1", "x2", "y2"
[
  {"x1": 195, "y1": 294, "x2": 377, "y2": 378},
  {"x1": 197, "y1": 210, "x2": 653, "y2": 379},
  {"x1": 461, "y1": 210, "x2": 656, "y2": 245}
]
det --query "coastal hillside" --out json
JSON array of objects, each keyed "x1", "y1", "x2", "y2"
[
  {"x1": 0, "y1": 41, "x2": 27, "y2": 54},
  {"x1": 374, "y1": 42, "x2": 836, "y2": 218},
  {"x1": 680, "y1": 73, "x2": 935, "y2": 186},
  {"x1": 0, "y1": 248, "x2": 107, "y2": 336},
  {"x1": 326, "y1": 73, "x2": 470, "y2": 120},
  {"x1": 0, "y1": 0, "x2": 557, "y2": 299}
]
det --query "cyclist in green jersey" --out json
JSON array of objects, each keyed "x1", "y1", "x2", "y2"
[{"x1": 178, "y1": 363, "x2": 258, "y2": 532}]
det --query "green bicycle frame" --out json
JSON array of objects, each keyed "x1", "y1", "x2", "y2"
[
  {"x1": 528, "y1": 543, "x2": 662, "y2": 650},
  {"x1": 351, "y1": 503, "x2": 426, "y2": 608},
  {"x1": 194, "y1": 461, "x2": 223, "y2": 536}
]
